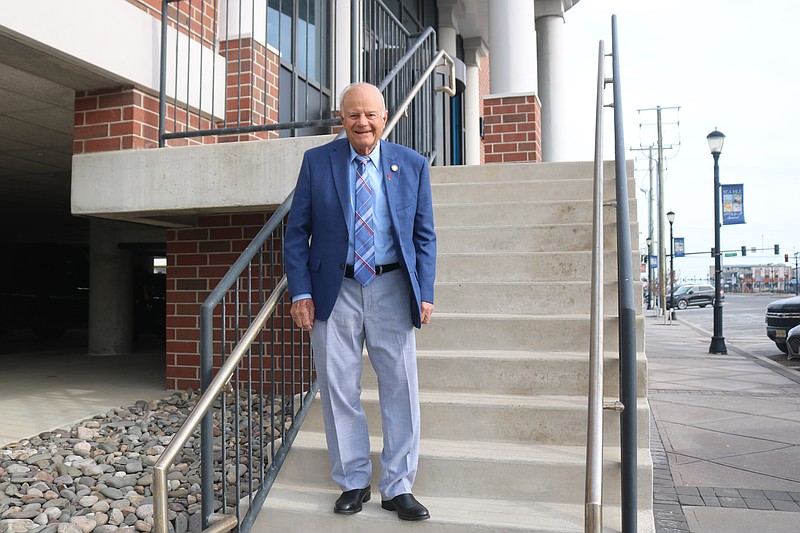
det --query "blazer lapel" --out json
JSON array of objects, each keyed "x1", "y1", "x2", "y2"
[
  {"x1": 330, "y1": 139, "x2": 351, "y2": 225},
  {"x1": 381, "y1": 141, "x2": 400, "y2": 212}
]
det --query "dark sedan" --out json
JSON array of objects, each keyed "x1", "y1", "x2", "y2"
[
  {"x1": 667, "y1": 284, "x2": 724, "y2": 310},
  {"x1": 765, "y1": 295, "x2": 800, "y2": 354}
]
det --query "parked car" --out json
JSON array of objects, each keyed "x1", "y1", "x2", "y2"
[
  {"x1": 765, "y1": 295, "x2": 800, "y2": 354},
  {"x1": 786, "y1": 324, "x2": 800, "y2": 361},
  {"x1": 667, "y1": 284, "x2": 724, "y2": 310}
]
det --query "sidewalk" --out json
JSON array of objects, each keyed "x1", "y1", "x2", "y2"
[{"x1": 646, "y1": 315, "x2": 800, "y2": 532}]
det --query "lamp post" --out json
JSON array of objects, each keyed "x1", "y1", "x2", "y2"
[
  {"x1": 795, "y1": 252, "x2": 799, "y2": 296},
  {"x1": 646, "y1": 237, "x2": 653, "y2": 310},
  {"x1": 708, "y1": 130, "x2": 727, "y2": 354},
  {"x1": 667, "y1": 210, "x2": 676, "y2": 320}
]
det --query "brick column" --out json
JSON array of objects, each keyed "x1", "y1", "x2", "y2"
[
  {"x1": 482, "y1": 93, "x2": 542, "y2": 164},
  {"x1": 218, "y1": 38, "x2": 280, "y2": 143},
  {"x1": 165, "y1": 212, "x2": 306, "y2": 391}
]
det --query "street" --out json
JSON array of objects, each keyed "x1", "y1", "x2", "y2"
[{"x1": 651, "y1": 293, "x2": 800, "y2": 370}]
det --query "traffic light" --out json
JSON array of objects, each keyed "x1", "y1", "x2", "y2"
[
  {"x1": 786, "y1": 253, "x2": 790, "y2": 263},
  {"x1": 741, "y1": 246, "x2": 747, "y2": 257},
  {"x1": 775, "y1": 244, "x2": 780, "y2": 254}
]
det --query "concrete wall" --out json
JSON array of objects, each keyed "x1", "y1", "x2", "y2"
[{"x1": 71, "y1": 134, "x2": 335, "y2": 223}]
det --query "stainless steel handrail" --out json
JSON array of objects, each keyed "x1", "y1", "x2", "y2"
[
  {"x1": 584, "y1": 38, "x2": 607, "y2": 533},
  {"x1": 585, "y1": 17, "x2": 638, "y2": 533},
  {"x1": 153, "y1": 277, "x2": 289, "y2": 533},
  {"x1": 385, "y1": 48, "x2": 455, "y2": 134}
]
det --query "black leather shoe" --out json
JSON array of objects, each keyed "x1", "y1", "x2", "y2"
[
  {"x1": 381, "y1": 493, "x2": 430, "y2": 521},
  {"x1": 334, "y1": 486, "x2": 370, "y2": 514}
]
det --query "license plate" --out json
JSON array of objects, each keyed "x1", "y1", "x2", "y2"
[{"x1": 776, "y1": 329, "x2": 787, "y2": 339}]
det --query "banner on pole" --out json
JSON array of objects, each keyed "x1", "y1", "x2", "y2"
[
  {"x1": 722, "y1": 184, "x2": 745, "y2": 225},
  {"x1": 674, "y1": 237, "x2": 685, "y2": 257}
]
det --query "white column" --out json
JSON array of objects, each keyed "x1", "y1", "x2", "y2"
[
  {"x1": 488, "y1": 0, "x2": 537, "y2": 94},
  {"x1": 334, "y1": 0, "x2": 352, "y2": 103},
  {"x1": 463, "y1": 38, "x2": 487, "y2": 166},
  {"x1": 535, "y1": 0, "x2": 568, "y2": 161}
]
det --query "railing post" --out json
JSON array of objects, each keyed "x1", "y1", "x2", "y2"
[
  {"x1": 158, "y1": 0, "x2": 168, "y2": 148},
  {"x1": 200, "y1": 303, "x2": 214, "y2": 530},
  {"x1": 611, "y1": 15, "x2": 638, "y2": 533}
]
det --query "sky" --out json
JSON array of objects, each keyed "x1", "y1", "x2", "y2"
[{"x1": 560, "y1": 0, "x2": 800, "y2": 281}]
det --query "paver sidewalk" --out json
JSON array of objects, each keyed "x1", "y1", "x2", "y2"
[{"x1": 646, "y1": 315, "x2": 800, "y2": 532}]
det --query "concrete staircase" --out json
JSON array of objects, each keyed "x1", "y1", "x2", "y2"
[{"x1": 255, "y1": 161, "x2": 654, "y2": 532}]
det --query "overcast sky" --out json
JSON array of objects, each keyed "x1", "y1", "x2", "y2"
[{"x1": 561, "y1": 0, "x2": 800, "y2": 280}]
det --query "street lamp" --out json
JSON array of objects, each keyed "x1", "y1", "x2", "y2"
[
  {"x1": 646, "y1": 237, "x2": 653, "y2": 310},
  {"x1": 667, "y1": 210, "x2": 676, "y2": 320},
  {"x1": 708, "y1": 129, "x2": 727, "y2": 354}
]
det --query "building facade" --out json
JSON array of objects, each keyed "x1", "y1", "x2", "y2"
[{"x1": 0, "y1": 0, "x2": 583, "y2": 388}]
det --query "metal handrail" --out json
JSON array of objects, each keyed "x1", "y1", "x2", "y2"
[
  {"x1": 153, "y1": 278, "x2": 290, "y2": 533},
  {"x1": 385, "y1": 49, "x2": 455, "y2": 134},
  {"x1": 584, "y1": 38, "x2": 606, "y2": 533},
  {"x1": 611, "y1": 14, "x2": 639, "y2": 533},
  {"x1": 151, "y1": 44, "x2": 454, "y2": 533},
  {"x1": 585, "y1": 16, "x2": 638, "y2": 533}
]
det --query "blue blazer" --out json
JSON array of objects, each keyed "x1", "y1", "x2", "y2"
[{"x1": 285, "y1": 137, "x2": 436, "y2": 329}]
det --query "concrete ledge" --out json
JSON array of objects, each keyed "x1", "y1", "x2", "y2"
[{"x1": 71, "y1": 134, "x2": 335, "y2": 225}]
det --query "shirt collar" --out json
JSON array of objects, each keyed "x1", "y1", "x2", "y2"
[{"x1": 349, "y1": 140, "x2": 382, "y2": 168}]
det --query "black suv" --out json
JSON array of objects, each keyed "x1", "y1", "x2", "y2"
[
  {"x1": 667, "y1": 284, "x2": 722, "y2": 310},
  {"x1": 766, "y1": 295, "x2": 800, "y2": 354}
]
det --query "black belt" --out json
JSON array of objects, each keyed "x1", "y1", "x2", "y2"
[{"x1": 344, "y1": 262, "x2": 401, "y2": 278}]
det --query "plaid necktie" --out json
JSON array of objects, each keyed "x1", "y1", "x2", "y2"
[{"x1": 353, "y1": 155, "x2": 376, "y2": 286}]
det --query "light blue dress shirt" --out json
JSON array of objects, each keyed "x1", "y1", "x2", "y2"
[{"x1": 347, "y1": 141, "x2": 398, "y2": 267}]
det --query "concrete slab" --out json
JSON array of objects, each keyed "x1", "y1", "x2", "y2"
[{"x1": 684, "y1": 507, "x2": 800, "y2": 533}]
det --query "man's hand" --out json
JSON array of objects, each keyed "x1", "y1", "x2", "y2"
[
  {"x1": 421, "y1": 301, "x2": 434, "y2": 325},
  {"x1": 291, "y1": 298, "x2": 315, "y2": 330}
]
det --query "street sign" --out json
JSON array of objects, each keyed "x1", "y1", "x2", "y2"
[{"x1": 724, "y1": 252, "x2": 737, "y2": 257}]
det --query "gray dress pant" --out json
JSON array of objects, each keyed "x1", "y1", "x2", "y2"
[{"x1": 310, "y1": 268, "x2": 420, "y2": 500}]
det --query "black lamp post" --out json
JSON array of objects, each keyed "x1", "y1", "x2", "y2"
[
  {"x1": 667, "y1": 210, "x2": 676, "y2": 320},
  {"x1": 708, "y1": 130, "x2": 727, "y2": 354},
  {"x1": 646, "y1": 237, "x2": 653, "y2": 310},
  {"x1": 795, "y1": 253, "x2": 799, "y2": 296}
]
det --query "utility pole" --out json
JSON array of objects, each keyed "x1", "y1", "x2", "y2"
[{"x1": 636, "y1": 105, "x2": 680, "y2": 321}]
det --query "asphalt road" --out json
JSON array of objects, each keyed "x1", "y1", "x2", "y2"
[{"x1": 655, "y1": 292, "x2": 800, "y2": 369}]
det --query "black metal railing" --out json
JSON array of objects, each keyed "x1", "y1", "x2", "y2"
[
  {"x1": 157, "y1": 0, "x2": 336, "y2": 146},
  {"x1": 153, "y1": 194, "x2": 316, "y2": 533}
]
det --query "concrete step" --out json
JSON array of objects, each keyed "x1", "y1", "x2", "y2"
[
  {"x1": 361, "y1": 350, "x2": 648, "y2": 398},
  {"x1": 434, "y1": 281, "x2": 629, "y2": 315},
  {"x1": 256, "y1": 483, "x2": 656, "y2": 533},
  {"x1": 430, "y1": 160, "x2": 628, "y2": 184},
  {"x1": 432, "y1": 178, "x2": 636, "y2": 205},
  {"x1": 435, "y1": 251, "x2": 641, "y2": 283},
  {"x1": 416, "y1": 313, "x2": 645, "y2": 353},
  {"x1": 433, "y1": 199, "x2": 637, "y2": 226},
  {"x1": 301, "y1": 389, "x2": 650, "y2": 447},
  {"x1": 435, "y1": 222, "x2": 638, "y2": 253},
  {"x1": 272, "y1": 431, "x2": 653, "y2": 507}
]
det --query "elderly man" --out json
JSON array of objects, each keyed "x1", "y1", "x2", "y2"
[{"x1": 284, "y1": 82, "x2": 436, "y2": 521}]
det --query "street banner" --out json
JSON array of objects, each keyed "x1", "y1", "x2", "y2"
[
  {"x1": 674, "y1": 237, "x2": 685, "y2": 257},
  {"x1": 721, "y1": 183, "x2": 745, "y2": 225},
  {"x1": 649, "y1": 255, "x2": 658, "y2": 268}
]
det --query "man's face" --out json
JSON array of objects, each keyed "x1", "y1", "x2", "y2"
[{"x1": 339, "y1": 85, "x2": 387, "y2": 156}]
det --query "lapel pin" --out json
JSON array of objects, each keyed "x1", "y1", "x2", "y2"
[{"x1": 391, "y1": 164, "x2": 399, "y2": 172}]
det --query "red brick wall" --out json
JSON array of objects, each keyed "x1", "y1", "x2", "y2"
[
  {"x1": 73, "y1": 86, "x2": 216, "y2": 153},
  {"x1": 483, "y1": 94, "x2": 542, "y2": 164},
  {"x1": 218, "y1": 38, "x2": 280, "y2": 142},
  {"x1": 164, "y1": 212, "x2": 306, "y2": 391}
]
